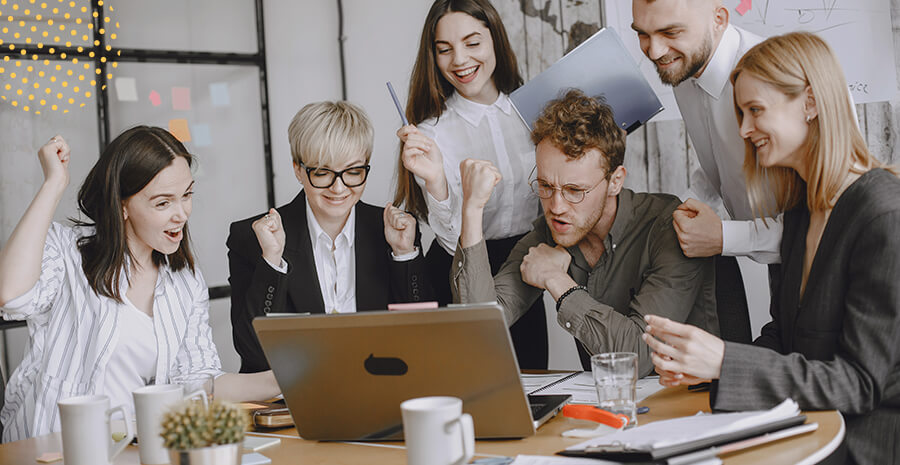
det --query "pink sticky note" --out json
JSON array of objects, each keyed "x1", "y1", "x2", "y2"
[
  {"x1": 36, "y1": 452, "x2": 63, "y2": 463},
  {"x1": 172, "y1": 87, "x2": 191, "y2": 111},
  {"x1": 149, "y1": 90, "x2": 161, "y2": 107},
  {"x1": 736, "y1": 0, "x2": 751, "y2": 15},
  {"x1": 168, "y1": 119, "x2": 192, "y2": 142},
  {"x1": 387, "y1": 301, "x2": 439, "y2": 311}
]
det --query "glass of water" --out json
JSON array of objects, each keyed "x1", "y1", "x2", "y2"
[{"x1": 591, "y1": 352, "x2": 638, "y2": 428}]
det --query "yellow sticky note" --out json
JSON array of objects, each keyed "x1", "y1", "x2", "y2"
[
  {"x1": 36, "y1": 452, "x2": 63, "y2": 463},
  {"x1": 168, "y1": 119, "x2": 191, "y2": 142}
]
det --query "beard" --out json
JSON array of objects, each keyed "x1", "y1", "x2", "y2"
[
  {"x1": 654, "y1": 32, "x2": 714, "y2": 86},
  {"x1": 546, "y1": 200, "x2": 606, "y2": 248}
]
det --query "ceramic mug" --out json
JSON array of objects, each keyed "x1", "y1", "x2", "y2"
[
  {"x1": 133, "y1": 384, "x2": 209, "y2": 464},
  {"x1": 401, "y1": 396, "x2": 474, "y2": 465},
  {"x1": 57, "y1": 394, "x2": 135, "y2": 465}
]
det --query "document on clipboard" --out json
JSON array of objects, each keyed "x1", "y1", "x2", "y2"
[
  {"x1": 509, "y1": 27, "x2": 664, "y2": 135},
  {"x1": 560, "y1": 399, "x2": 808, "y2": 461}
]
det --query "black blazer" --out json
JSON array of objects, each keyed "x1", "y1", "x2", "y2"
[
  {"x1": 712, "y1": 169, "x2": 900, "y2": 464},
  {"x1": 227, "y1": 192, "x2": 432, "y2": 373}
]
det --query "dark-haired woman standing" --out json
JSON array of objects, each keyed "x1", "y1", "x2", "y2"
[
  {"x1": 0, "y1": 127, "x2": 279, "y2": 442},
  {"x1": 394, "y1": 0, "x2": 547, "y2": 368}
]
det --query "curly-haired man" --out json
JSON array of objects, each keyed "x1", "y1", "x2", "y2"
[{"x1": 451, "y1": 89, "x2": 717, "y2": 375}]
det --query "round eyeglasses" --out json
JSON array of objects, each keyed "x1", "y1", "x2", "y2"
[
  {"x1": 529, "y1": 177, "x2": 607, "y2": 204},
  {"x1": 301, "y1": 163, "x2": 371, "y2": 188}
]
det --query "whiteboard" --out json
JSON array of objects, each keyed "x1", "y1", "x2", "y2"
[{"x1": 604, "y1": 0, "x2": 897, "y2": 121}]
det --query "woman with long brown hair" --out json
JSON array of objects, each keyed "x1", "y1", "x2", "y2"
[
  {"x1": 0, "y1": 127, "x2": 279, "y2": 442},
  {"x1": 642, "y1": 32, "x2": 900, "y2": 463},
  {"x1": 393, "y1": 0, "x2": 547, "y2": 368}
]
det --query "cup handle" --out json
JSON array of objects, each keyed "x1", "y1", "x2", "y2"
[
  {"x1": 184, "y1": 389, "x2": 208, "y2": 407},
  {"x1": 453, "y1": 413, "x2": 474, "y2": 464},
  {"x1": 107, "y1": 404, "x2": 135, "y2": 461}
]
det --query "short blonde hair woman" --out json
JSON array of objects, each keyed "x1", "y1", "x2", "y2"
[
  {"x1": 227, "y1": 101, "x2": 433, "y2": 373},
  {"x1": 642, "y1": 32, "x2": 900, "y2": 464}
]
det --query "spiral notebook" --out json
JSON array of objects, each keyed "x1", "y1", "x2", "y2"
[{"x1": 525, "y1": 372, "x2": 665, "y2": 405}]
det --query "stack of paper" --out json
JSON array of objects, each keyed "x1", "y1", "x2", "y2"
[{"x1": 564, "y1": 399, "x2": 802, "y2": 459}]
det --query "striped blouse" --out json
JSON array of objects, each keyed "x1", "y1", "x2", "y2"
[{"x1": 0, "y1": 222, "x2": 224, "y2": 442}]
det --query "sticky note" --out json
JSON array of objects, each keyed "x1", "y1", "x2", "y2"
[
  {"x1": 210, "y1": 82, "x2": 230, "y2": 106},
  {"x1": 172, "y1": 87, "x2": 191, "y2": 111},
  {"x1": 387, "y1": 302, "x2": 439, "y2": 311},
  {"x1": 241, "y1": 452, "x2": 272, "y2": 465},
  {"x1": 36, "y1": 452, "x2": 63, "y2": 463},
  {"x1": 149, "y1": 90, "x2": 162, "y2": 106},
  {"x1": 243, "y1": 436, "x2": 280, "y2": 452},
  {"x1": 114, "y1": 77, "x2": 138, "y2": 102},
  {"x1": 192, "y1": 123, "x2": 211, "y2": 147},
  {"x1": 736, "y1": 0, "x2": 751, "y2": 15},
  {"x1": 168, "y1": 119, "x2": 191, "y2": 142}
]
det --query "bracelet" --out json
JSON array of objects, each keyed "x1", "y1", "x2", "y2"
[{"x1": 556, "y1": 285, "x2": 587, "y2": 311}]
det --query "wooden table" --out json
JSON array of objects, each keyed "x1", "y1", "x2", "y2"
[{"x1": 0, "y1": 385, "x2": 844, "y2": 464}]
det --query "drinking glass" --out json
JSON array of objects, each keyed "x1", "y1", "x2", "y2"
[{"x1": 591, "y1": 352, "x2": 638, "y2": 428}]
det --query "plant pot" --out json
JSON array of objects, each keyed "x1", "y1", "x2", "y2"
[{"x1": 168, "y1": 443, "x2": 240, "y2": 465}]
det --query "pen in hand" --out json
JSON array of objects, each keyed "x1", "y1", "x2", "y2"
[{"x1": 386, "y1": 81, "x2": 409, "y2": 126}]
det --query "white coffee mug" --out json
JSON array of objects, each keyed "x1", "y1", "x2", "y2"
[
  {"x1": 401, "y1": 396, "x2": 474, "y2": 465},
  {"x1": 133, "y1": 384, "x2": 209, "y2": 465},
  {"x1": 57, "y1": 394, "x2": 135, "y2": 465}
]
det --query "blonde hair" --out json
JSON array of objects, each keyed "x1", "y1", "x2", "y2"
[
  {"x1": 287, "y1": 101, "x2": 374, "y2": 167},
  {"x1": 731, "y1": 32, "x2": 894, "y2": 217}
]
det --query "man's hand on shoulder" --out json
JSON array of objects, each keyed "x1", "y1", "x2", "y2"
[{"x1": 672, "y1": 198, "x2": 723, "y2": 257}]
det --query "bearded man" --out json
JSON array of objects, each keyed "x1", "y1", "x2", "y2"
[
  {"x1": 631, "y1": 0, "x2": 768, "y2": 343},
  {"x1": 451, "y1": 90, "x2": 718, "y2": 375}
]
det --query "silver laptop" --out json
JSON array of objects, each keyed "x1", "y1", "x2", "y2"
[
  {"x1": 510, "y1": 27, "x2": 663, "y2": 134},
  {"x1": 252, "y1": 304, "x2": 570, "y2": 440}
]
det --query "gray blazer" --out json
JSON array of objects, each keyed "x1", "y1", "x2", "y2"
[{"x1": 712, "y1": 169, "x2": 900, "y2": 464}]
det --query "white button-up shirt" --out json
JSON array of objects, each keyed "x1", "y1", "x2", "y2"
[
  {"x1": 306, "y1": 201, "x2": 357, "y2": 314},
  {"x1": 417, "y1": 92, "x2": 541, "y2": 254},
  {"x1": 674, "y1": 24, "x2": 782, "y2": 264},
  {"x1": 0, "y1": 223, "x2": 223, "y2": 442}
]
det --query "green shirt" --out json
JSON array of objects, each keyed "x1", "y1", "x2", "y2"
[{"x1": 452, "y1": 189, "x2": 718, "y2": 376}]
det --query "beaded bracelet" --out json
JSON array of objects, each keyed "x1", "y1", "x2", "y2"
[{"x1": 556, "y1": 285, "x2": 588, "y2": 311}]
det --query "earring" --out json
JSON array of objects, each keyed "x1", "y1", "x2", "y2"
[{"x1": 805, "y1": 115, "x2": 812, "y2": 124}]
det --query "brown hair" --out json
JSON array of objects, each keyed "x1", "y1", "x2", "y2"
[
  {"x1": 393, "y1": 0, "x2": 523, "y2": 220},
  {"x1": 731, "y1": 32, "x2": 896, "y2": 217},
  {"x1": 530, "y1": 89, "x2": 626, "y2": 174},
  {"x1": 76, "y1": 126, "x2": 196, "y2": 302}
]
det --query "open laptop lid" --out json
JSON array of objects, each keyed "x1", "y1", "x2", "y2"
[
  {"x1": 252, "y1": 304, "x2": 538, "y2": 440},
  {"x1": 509, "y1": 27, "x2": 663, "y2": 134}
]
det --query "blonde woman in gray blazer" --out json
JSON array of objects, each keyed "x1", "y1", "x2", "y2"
[{"x1": 642, "y1": 32, "x2": 900, "y2": 464}]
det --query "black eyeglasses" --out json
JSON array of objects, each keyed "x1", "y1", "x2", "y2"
[
  {"x1": 301, "y1": 163, "x2": 371, "y2": 188},
  {"x1": 529, "y1": 176, "x2": 607, "y2": 204}
]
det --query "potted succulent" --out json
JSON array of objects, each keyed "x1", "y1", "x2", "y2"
[{"x1": 160, "y1": 399, "x2": 248, "y2": 465}]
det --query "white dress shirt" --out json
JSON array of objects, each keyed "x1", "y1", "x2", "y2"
[
  {"x1": 417, "y1": 92, "x2": 541, "y2": 254},
  {"x1": 0, "y1": 223, "x2": 224, "y2": 442},
  {"x1": 673, "y1": 24, "x2": 782, "y2": 264},
  {"x1": 306, "y1": 201, "x2": 357, "y2": 314}
]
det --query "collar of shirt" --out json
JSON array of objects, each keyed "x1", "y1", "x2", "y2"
[
  {"x1": 305, "y1": 197, "x2": 356, "y2": 251},
  {"x1": 446, "y1": 91, "x2": 513, "y2": 127},
  {"x1": 688, "y1": 24, "x2": 740, "y2": 99}
]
